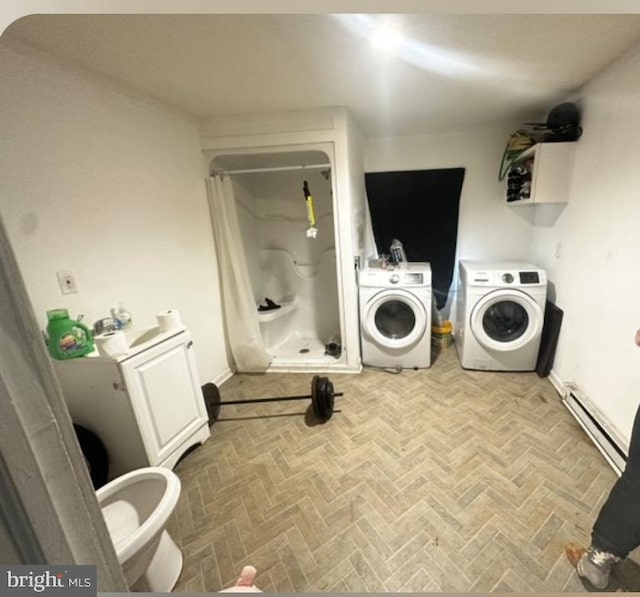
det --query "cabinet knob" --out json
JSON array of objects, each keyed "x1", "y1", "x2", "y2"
[{"x1": 187, "y1": 340, "x2": 193, "y2": 349}]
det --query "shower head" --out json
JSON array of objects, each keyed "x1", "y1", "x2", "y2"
[{"x1": 320, "y1": 168, "x2": 331, "y2": 180}]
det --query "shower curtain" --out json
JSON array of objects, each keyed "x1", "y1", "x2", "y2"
[{"x1": 206, "y1": 175, "x2": 271, "y2": 372}]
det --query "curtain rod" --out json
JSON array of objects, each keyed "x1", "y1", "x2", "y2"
[{"x1": 211, "y1": 163, "x2": 331, "y2": 176}]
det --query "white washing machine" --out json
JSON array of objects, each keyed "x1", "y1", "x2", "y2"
[
  {"x1": 455, "y1": 260, "x2": 547, "y2": 371},
  {"x1": 359, "y1": 263, "x2": 432, "y2": 369}
]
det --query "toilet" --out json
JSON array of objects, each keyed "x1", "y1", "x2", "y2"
[{"x1": 97, "y1": 467, "x2": 183, "y2": 592}]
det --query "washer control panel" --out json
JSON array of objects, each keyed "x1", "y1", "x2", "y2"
[
  {"x1": 404, "y1": 272, "x2": 424, "y2": 284},
  {"x1": 468, "y1": 267, "x2": 545, "y2": 287},
  {"x1": 359, "y1": 264, "x2": 432, "y2": 288},
  {"x1": 502, "y1": 273, "x2": 514, "y2": 284},
  {"x1": 519, "y1": 271, "x2": 540, "y2": 284}
]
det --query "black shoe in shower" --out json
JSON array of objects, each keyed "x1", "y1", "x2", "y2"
[
  {"x1": 258, "y1": 298, "x2": 281, "y2": 312},
  {"x1": 325, "y1": 341, "x2": 341, "y2": 357}
]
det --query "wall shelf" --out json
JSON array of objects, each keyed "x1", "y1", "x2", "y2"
[{"x1": 505, "y1": 142, "x2": 576, "y2": 205}]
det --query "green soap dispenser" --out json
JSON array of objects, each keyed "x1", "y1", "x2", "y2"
[{"x1": 46, "y1": 308, "x2": 94, "y2": 360}]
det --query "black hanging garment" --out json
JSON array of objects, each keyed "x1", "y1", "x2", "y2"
[{"x1": 365, "y1": 168, "x2": 465, "y2": 309}]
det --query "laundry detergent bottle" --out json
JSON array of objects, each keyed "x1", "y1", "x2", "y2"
[{"x1": 46, "y1": 308, "x2": 94, "y2": 360}]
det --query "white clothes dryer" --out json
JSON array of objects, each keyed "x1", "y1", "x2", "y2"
[
  {"x1": 359, "y1": 263, "x2": 432, "y2": 369},
  {"x1": 455, "y1": 260, "x2": 547, "y2": 371}
]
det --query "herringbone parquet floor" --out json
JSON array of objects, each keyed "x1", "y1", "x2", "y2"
[{"x1": 168, "y1": 344, "x2": 621, "y2": 592}]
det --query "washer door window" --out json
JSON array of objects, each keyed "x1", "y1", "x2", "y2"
[
  {"x1": 363, "y1": 290, "x2": 427, "y2": 349},
  {"x1": 470, "y1": 289, "x2": 543, "y2": 352}
]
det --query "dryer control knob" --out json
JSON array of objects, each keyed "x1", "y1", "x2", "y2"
[
  {"x1": 390, "y1": 274, "x2": 400, "y2": 284},
  {"x1": 502, "y1": 273, "x2": 514, "y2": 283}
]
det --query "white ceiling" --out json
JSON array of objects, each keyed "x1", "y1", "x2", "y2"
[{"x1": 5, "y1": 13, "x2": 640, "y2": 137}]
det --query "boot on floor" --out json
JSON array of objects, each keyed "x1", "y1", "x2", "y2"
[{"x1": 576, "y1": 547, "x2": 621, "y2": 591}]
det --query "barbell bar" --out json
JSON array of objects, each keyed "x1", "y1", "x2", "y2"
[{"x1": 202, "y1": 375, "x2": 342, "y2": 424}]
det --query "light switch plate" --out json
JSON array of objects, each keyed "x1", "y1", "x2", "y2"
[{"x1": 57, "y1": 270, "x2": 78, "y2": 294}]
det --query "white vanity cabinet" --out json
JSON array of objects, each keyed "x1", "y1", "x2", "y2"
[
  {"x1": 505, "y1": 142, "x2": 575, "y2": 204},
  {"x1": 54, "y1": 327, "x2": 210, "y2": 479}
]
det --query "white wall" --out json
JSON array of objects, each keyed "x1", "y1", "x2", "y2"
[
  {"x1": 364, "y1": 125, "x2": 534, "y2": 317},
  {"x1": 0, "y1": 43, "x2": 230, "y2": 384},
  {"x1": 345, "y1": 113, "x2": 371, "y2": 264},
  {"x1": 242, "y1": 167, "x2": 335, "y2": 272},
  {"x1": 530, "y1": 41, "x2": 640, "y2": 447}
]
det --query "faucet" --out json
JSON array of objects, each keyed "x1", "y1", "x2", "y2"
[{"x1": 93, "y1": 317, "x2": 118, "y2": 336}]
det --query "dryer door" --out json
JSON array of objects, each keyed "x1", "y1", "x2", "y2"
[
  {"x1": 362, "y1": 289, "x2": 427, "y2": 349},
  {"x1": 470, "y1": 289, "x2": 543, "y2": 352}
]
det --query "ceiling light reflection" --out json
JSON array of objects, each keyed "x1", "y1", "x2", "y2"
[
  {"x1": 371, "y1": 24, "x2": 402, "y2": 51},
  {"x1": 332, "y1": 14, "x2": 540, "y2": 95}
]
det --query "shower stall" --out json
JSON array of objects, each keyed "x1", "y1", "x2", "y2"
[{"x1": 211, "y1": 148, "x2": 345, "y2": 371}]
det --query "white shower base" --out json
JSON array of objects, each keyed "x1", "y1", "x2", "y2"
[{"x1": 266, "y1": 330, "x2": 345, "y2": 372}]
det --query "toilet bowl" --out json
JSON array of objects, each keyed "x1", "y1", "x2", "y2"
[{"x1": 97, "y1": 467, "x2": 183, "y2": 592}]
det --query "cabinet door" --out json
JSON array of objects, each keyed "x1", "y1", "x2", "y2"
[
  {"x1": 528, "y1": 143, "x2": 574, "y2": 203},
  {"x1": 506, "y1": 142, "x2": 575, "y2": 204},
  {"x1": 120, "y1": 332, "x2": 208, "y2": 465}
]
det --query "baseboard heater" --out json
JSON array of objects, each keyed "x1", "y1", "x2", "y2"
[{"x1": 562, "y1": 383, "x2": 627, "y2": 476}]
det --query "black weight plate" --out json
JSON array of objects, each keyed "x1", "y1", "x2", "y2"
[
  {"x1": 318, "y1": 376, "x2": 329, "y2": 419},
  {"x1": 325, "y1": 379, "x2": 335, "y2": 417},
  {"x1": 311, "y1": 375, "x2": 321, "y2": 418},
  {"x1": 315, "y1": 376, "x2": 334, "y2": 421},
  {"x1": 202, "y1": 382, "x2": 221, "y2": 425}
]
